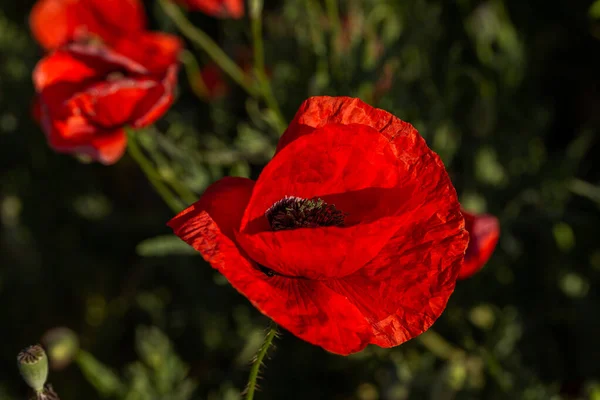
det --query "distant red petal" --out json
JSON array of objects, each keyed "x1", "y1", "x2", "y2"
[
  {"x1": 112, "y1": 32, "x2": 182, "y2": 76},
  {"x1": 175, "y1": 0, "x2": 244, "y2": 19},
  {"x1": 29, "y1": 0, "x2": 147, "y2": 50},
  {"x1": 131, "y1": 64, "x2": 179, "y2": 128},
  {"x1": 33, "y1": 44, "x2": 147, "y2": 92},
  {"x1": 68, "y1": 78, "x2": 160, "y2": 129},
  {"x1": 47, "y1": 126, "x2": 127, "y2": 165},
  {"x1": 458, "y1": 211, "x2": 500, "y2": 279},
  {"x1": 29, "y1": 0, "x2": 70, "y2": 50},
  {"x1": 168, "y1": 184, "x2": 374, "y2": 355}
]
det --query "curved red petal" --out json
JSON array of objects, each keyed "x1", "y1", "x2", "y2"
[
  {"x1": 169, "y1": 177, "x2": 255, "y2": 240},
  {"x1": 458, "y1": 210, "x2": 500, "y2": 279},
  {"x1": 169, "y1": 209, "x2": 373, "y2": 355},
  {"x1": 131, "y1": 64, "x2": 179, "y2": 128},
  {"x1": 276, "y1": 96, "x2": 417, "y2": 154},
  {"x1": 29, "y1": 0, "x2": 71, "y2": 50},
  {"x1": 327, "y1": 207, "x2": 468, "y2": 347},
  {"x1": 29, "y1": 0, "x2": 147, "y2": 50},
  {"x1": 237, "y1": 123, "x2": 417, "y2": 279},
  {"x1": 176, "y1": 0, "x2": 244, "y2": 18},
  {"x1": 112, "y1": 32, "x2": 182, "y2": 76},
  {"x1": 68, "y1": 78, "x2": 160, "y2": 129},
  {"x1": 46, "y1": 126, "x2": 127, "y2": 165}
]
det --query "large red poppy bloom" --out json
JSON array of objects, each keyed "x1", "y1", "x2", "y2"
[
  {"x1": 30, "y1": 0, "x2": 146, "y2": 50},
  {"x1": 174, "y1": 0, "x2": 244, "y2": 19},
  {"x1": 33, "y1": 40, "x2": 180, "y2": 164},
  {"x1": 458, "y1": 210, "x2": 500, "y2": 280},
  {"x1": 169, "y1": 96, "x2": 469, "y2": 355}
]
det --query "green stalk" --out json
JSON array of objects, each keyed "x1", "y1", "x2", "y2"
[
  {"x1": 245, "y1": 323, "x2": 278, "y2": 400},
  {"x1": 158, "y1": 0, "x2": 259, "y2": 97},
  {"x1": 127, "y1": 131, "x2": 184, "y2": 213},
  {"x1": 417, "y1": 329, "x2": 464, "y2": 359},
  {"x1": 249, "y1": 0, "x2": 287, "y2": 132}
]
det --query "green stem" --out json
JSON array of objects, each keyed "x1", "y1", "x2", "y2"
[
  {"x1": 325, "y1": 0, "x2": 342, "y2": 73},
  {"x1": 245, "y1": 323, "x2": 278, "y2": 400},
  {"x1": 417, "y1": 330, "x2": 464, "y2": 360},
  {"x1": 158, "y1": 0, "x2": 259, "y2": 96},
  {"x1": 127, "y1": 131, "x2": 184, "y2": 213},
  {"x1": 249, "y1": 0, "x2": 287, "y2": 133},
  {"x1": 179, "y1": 49, "x2": 210, "y2": 100}
]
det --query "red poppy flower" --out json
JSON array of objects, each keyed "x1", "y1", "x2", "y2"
[
  {"x1": 168, "y1": 96, "x2": 468, "y2": 355},
  {"x1": 30, "y1": 0, "x2": 146, "y2": 50},
  {"x1": 458, "y1": 210, "x2": 500, "y2": 279},
  {"x1": 174, "y1": 0, "x2": 244, "y2": 19},
  {"x1": 33, "y1": 40, "x2": 180, "y2": 164}
]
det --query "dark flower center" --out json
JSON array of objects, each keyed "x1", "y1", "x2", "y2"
[{"x1": 265, "y1": 196, "x2": 345, "y2": 232}]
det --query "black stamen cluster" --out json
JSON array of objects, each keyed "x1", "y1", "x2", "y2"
[{"x1": 265, "y1": 196, "x2": 345, "y2": 231}]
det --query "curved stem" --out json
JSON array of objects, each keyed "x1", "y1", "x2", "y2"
[
  {"x1": 158, "y1": 0, "x2": 259, "y2": 96},
  {"x1": 245, "y1": 323, "x2": 278, "y2": 400},
  {"x1": 417, "y1": 329, "x2": 463, "y2": 360},
  {"x1": 127, "y1": 131, "x2": 184, "y2": 213},
  {"x1": 249, "y1": 0, "x2": 287, "y2": 132},
  {"x1": 179, "y1": 49, "x2": 209, "y2": 100}
]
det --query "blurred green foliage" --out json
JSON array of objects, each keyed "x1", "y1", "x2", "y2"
[{"x1": 1, "y1": 0, "x2": 600, "y2": 399}]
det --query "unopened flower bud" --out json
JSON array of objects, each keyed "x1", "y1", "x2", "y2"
[
  {"x1": 41, "y1": 327, "x2": 80, "y2": 370},
  {"x1": 17, "y1": 345, "x2": 48, "y2": 392}
]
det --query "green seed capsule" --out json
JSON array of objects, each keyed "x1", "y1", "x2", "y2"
[{"x1": 17, "y1": 345, "x2": 48, "y2": 392}]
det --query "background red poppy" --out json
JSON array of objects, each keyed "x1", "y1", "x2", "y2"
[
  {"x1": 459, "y1": 210, "x2": 500, "y2": 279},
  {"x1": 33, "y1": 42, "x2": 179, "y2": 164}
]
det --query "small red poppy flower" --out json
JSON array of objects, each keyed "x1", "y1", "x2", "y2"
[
  {"x1": 458, "y1": 210, "x2": 500, "y2": 279},
  {"x1": 30, "y1": 0, "x2": 146, "y2": 50},
  {"x1": 169, "y1": 97, "x2": 468, "y2": 354},
  {"x1": 174, "y1": 0, "x2": 244, "y2": 19},
  {"x1": 33, "y1": 40, "x2": 180, "y2": 164}
]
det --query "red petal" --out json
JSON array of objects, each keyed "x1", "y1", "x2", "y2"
[
  {"x1": 169, "y1": 177, "x2": 255, "y2": 240},
  {"x1": 47, "y1": 126, "x2": 127, "y2": 165},
  {"x1": 327, "y1": 207, "x2": 468, "y2": 347},
  {"x1": 276, "y1": 96, "x2": 418, "y2": 154},
  {"x1": 112, "y1": 32, "x2": 182, "y2": 76},
  {"x1": 68, "y1": 78, "x2": 161, "y2": 129},
  {"x1": 458, "y1": 210, "x2": 500, "y2": 279},
  {"x1": 236, "y1": 123, "x2": 417, "y2": 279},
  {"x1": 168, "y1": 180, "x2": 374, "y2": 354},
  {"x1": 29, "y1": 0, "x2": 70, "y2": 50},
  {"x1": 29, "y1": 0, "x2": 147, "y2": 50},
  {"x1": 175, "y1": 0, "x2": 244, "y2": 18},
  {"x1": 130, "y1": 64, "x2": 179, "y2": 128}
]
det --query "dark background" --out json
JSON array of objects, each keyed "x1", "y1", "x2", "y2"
[{"x1": 1, "y1": 0, "x2": 600, "y2": 399}]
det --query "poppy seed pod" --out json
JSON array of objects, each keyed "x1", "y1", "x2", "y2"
[{"x1": 17, "y1": 345, "x2": 48, "y2": 392}]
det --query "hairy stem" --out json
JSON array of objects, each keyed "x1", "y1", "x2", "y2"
[{"x1": 245, "y1": 323, "x2": 278, "y2": 400}]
